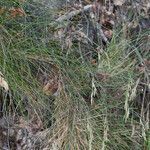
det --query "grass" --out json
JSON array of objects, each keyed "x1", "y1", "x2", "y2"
[{"x1": 0, "y1": 0, "x2": 150, "y2": 149}]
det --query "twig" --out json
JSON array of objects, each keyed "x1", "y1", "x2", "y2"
[{"x1": 56, "y1": 4, "x2": 93, "y2": 22}]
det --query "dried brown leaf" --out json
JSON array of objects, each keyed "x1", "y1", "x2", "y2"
[
  {"x1": 9, "y1": 7, "x2": 26, "y2": 18},
  {"x1": 43, "y1": 78, "x2": 59, "y2": 96},
  {"x1": 0, "y1": 72, "x2": 9, "y2": 91},
  {"x1": 96, "y1": 72, "x2": 110, "y2": 81},
  {"x1": 104, "y1": 29, "x2": 113, "y2": 39},
  {"x1": 114, "y1": 0, "x2": 125, "y2": 6}
]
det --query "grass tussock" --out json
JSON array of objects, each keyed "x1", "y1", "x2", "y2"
[{"x1": 0, "y1": 0, "x2": 150, "y2": 149}]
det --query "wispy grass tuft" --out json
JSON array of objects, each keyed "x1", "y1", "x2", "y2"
[{"x1": 0, "y1": 0, "x2": 149, "y2": 149}]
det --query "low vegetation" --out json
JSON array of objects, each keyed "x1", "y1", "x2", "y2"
[{"x1": 0, "y1": 0, "x2": 149, "y2": 149}]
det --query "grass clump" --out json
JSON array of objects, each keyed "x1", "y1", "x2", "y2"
[{"x1": 0, "y1": 0, "x2": 150, "y2": 149}]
